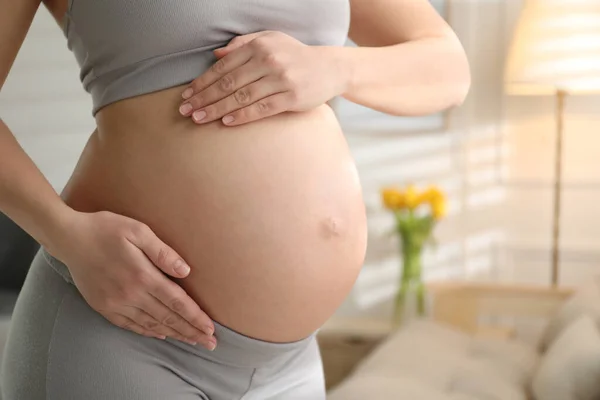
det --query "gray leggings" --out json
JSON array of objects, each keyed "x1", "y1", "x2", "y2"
[{"x1": 1, "y1": 250, "x2": 325, "y2": 400}]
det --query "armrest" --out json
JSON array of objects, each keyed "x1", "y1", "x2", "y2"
[{"x1": 426, "y1": 281, "x2": 574, "y2": 334}]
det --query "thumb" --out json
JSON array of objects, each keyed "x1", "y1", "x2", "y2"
[
  {"x1": 127, "y1": 224, "x2": 191, "y2": 278},
  {"x1": 213, "y1": 31, "x2": 271, "y2": 59}
]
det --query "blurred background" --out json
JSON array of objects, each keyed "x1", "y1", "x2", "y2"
[
  {"x1": 333, "y1": 0, "x2": 600, "y2": 319},
  {"x1": 1, "y1": 0, "x2": 599, "y2": 317},
  {"x1": 3, "y1": 0, "x2": 600, "y2": 398}
]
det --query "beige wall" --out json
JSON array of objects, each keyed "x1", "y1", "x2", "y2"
[{"x1": 502, "y1": 0, "x2": 600, "y2": 287}]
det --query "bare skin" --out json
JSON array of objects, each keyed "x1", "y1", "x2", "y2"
[
  {"x1": 63, "y1": 85, "x2": 367, "y2": 342},
  {"x1": 0, "y1": 0, "x2": 469, "y2": 344}
]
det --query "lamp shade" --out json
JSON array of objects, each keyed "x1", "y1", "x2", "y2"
[{"x1": 505, "y1": 0, "x2": 600, "y2": 95}]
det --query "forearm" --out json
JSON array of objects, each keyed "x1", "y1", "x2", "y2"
[
  {"x1": 333, "y1": 34, "x2": 470, "y2": 116},
  {"x1": 0, "y1": 119, "x2": 74, "y2": 250}
]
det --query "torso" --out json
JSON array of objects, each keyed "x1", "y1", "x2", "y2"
[{"x1": 47, "y1": 0, "x2": 367, "y2": 342}]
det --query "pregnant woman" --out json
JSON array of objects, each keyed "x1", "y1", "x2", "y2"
[{"x1": 1, "y1": 0, "x2": 470, "y2": 398}]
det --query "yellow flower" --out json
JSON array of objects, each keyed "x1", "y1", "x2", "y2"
[
  {"x1": 404, "y1": 185, "x2": 420, "y2": 209},
  {"x1": 382, "y1": 188, "x2": 405, "y2": 210},
  {"x1": 423, "y1": 186, "x2": 445, "y2": 203},
  {"x1": 416, "y1": 191, "x2": 430, "y2": 205},
  {"x1": 432, "y1": 198, "x2": 447, "y2": 220}
]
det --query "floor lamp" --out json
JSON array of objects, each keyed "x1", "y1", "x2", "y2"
[{"x1": 504, "y1": 0, "x2": 600, "y2": 286}]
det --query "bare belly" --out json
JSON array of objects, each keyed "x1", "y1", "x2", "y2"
[{"x1": 61, "y1": 85, "x2": 367, "y2": 342}]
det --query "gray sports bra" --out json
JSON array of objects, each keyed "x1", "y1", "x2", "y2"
[{"x1": 62, "y1": 0, "x2": 351, "y2": 115}]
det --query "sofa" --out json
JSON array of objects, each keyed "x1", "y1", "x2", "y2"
[
  {"x1": 0, "y1": 212, "x2": 39, "y2": 399},
  {"x1": 328, "y1": 279, "x2": 600, "y2": 400}
]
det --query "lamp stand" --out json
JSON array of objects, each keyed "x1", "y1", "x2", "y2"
[{"x1": 551, "y1": 90, "x2": 567, "y2": 286}]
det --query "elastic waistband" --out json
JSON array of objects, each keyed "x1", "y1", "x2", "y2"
[
  {"x1": 41, "y1": 248, "x2": 315, "y2": 367},
  {"x1": 177, "y1": 320, "x2": 315, "y2": 368}
]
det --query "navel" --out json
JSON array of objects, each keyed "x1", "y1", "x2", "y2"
[{"x1": 321, "y1": 217, "x2": 343, "y2": 238}]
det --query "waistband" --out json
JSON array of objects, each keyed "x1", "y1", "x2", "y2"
[{"x1": 41, "y1": 248, "x2": 315, "y2": 367}]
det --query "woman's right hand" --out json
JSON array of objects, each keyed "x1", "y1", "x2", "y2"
[{"x1": 47, "y1": 210, "x2": 217, "y2": 350}]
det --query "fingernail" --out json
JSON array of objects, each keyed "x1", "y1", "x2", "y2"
[
  {"x1": 185, "y1": 339, "x2": 198, "y2": 346},
  {"x1": 182, "y1": 88, "x2": 194, "y2": 100},
  {"x1": 192, "y1": 110, "x2": 207, "y2": 123},
  {"x1": 174, "y1": 259, "x2": 190, "y2": 275},
  {"x1": 222, "y1": 115, "x2": 235, "y2": 125},
  {"x1": 206, "y1": 340, "x2": 217, "y2": 351},
  {"x1": 203, "y1": 326, "x2": 214, "y2": 336},
  {"x1": 179, "y1": 103, "x2": 193, "y2": 116},
  {"x1": 156, "y1": 335, "x2": 166, "y2": 340}
]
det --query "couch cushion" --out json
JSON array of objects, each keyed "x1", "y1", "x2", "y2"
[
  {"x1": 327, "y1": 374, "x2": 477, "y2": 400},
  {"x1": 0, "y1": 212, "x2": 39, "y2": 292},
  {"x1": 346, "y1": 319, "x2": 528, "y2": 400},
  {"x1": 449, "y1": 359, "x2": 527, "y2": 400},
  {"x1": 469, "y1": 336, "x2": 540, "y2": 386},
  {"x1": 0, "y1": 292, "x2": 18, "y2": 316},
  {"x1": 328, "y1": 365, "x2": 525, "y2": 400},
  {"x1": 0, "y1": 317, "x2": 10, "y2": 400},
  {"x1": 539, "y1": 278, "x2": 600, "y2": 351},
  {"x1": 0, "y1": 317, "x2": 9, "y2": 361},
  {"x1": 353, "y1": 319, "x2": 471, "y2": 388},
  {"x1": 395, "y1": 319, "x2": 473, "y2": 350},
  {"x1": 532, "y1": 315, "x2": 600, "y2": 400}
]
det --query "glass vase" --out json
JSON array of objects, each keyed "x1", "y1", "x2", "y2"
[{"x1": 392, "y1": 240, "x2": 426, "y2": 327}]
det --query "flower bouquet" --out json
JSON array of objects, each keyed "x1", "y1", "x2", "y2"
[{"x1": 381, "y1": 185, "x2": 447, "y2": 326}]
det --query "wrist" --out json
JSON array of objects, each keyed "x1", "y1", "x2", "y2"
[
  {"x1": 321, "y1": 46, "x2": 356, "y2": 97},
  {"x1": 38, "y1": 202, "x2": 81, "y2": 257}
]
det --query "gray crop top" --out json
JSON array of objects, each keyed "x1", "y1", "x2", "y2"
[{"x1": 62, "y1": 0, "x2": 351, "y2": 115}]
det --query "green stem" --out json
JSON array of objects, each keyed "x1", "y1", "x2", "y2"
[
  {"x1": 416, "y1": 280, "x2": 426, "y2": 315},
  {"x1": 393, "y1": 229, "x2": 427, "y2": 325},
  {"x1": 393, "y1": 278, "x2": 410, "y2": 326}
]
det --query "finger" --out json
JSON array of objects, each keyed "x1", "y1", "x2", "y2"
[
  {"x1": 222, "y1": 92, "x2": 294, "y2": 126},
  {"x1": 108, "y1": 313, "x2": 166, "y2": 340},
  {"x1": 122, "y1": 305, "x2": 192, "y2": 343},
  {"x1": 109, "y1": 313, "x2": 216, "y2": 350},
  {"x1": 125, "y1": 244, "x2": 215, "y2": 338},
  {"x1": 125, "y1": 223, "x2": 191, "y2": 279},
  {"x1": 168, "y1": 331, "x2": 217, "y2": 350},
  {"x1": 180, "y1": 59, "x2": 267, "y2": 118},
  {"x1": 147, "y1": 282, "x2": 214, "y2": 338},
  {"x1": 140, "y1": 293, "x2": 205, "y2": 342},
  {"x1": 213, "y1": 31, "x2": 272, "y2": 59},
  {"x1": 126, "y1": 321, "x2": 165, "y2": 340},
  {"x1": 189, "y1": 77, "x2": 281, "y2": 124},
  {"x1": 182, "y1": 46, "x2": 253, "y2": 100}
]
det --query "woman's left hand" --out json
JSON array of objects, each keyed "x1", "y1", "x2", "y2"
[{"x1": 178, "y1": 31, "x2": 348, "y2": 126}]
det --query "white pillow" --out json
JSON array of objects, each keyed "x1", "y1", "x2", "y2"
[
  {"x1": 532, "y1": 315, "x2": 600, "y2": 400},
  {"x1": 450, "y1": 358, "x2": 527, "y2": 400},
  {"x1": 539, "y1": 279, "x2": 600, "y2": 350}
]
